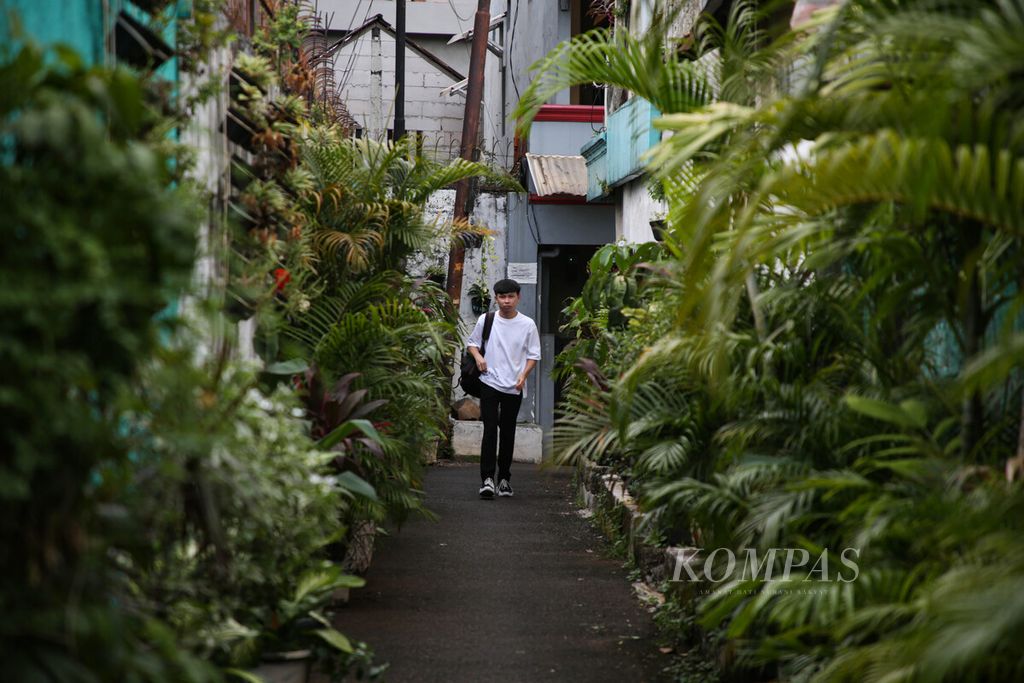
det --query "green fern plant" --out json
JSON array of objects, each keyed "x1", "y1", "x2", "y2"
[
  {"x1": 300, "y1": 134, "x2": 518, "y2": 280},
  {"x1": 539, "y1": 0, "x2": 1024, "y2": 679}
]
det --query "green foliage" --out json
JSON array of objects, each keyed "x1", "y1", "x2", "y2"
[
  {"x1": 514, "y1": 0, "x2": 782, "y2": 133},
  {"x1": 297, "y1": 277, "x2": 457, "y2": 526},
  {"x1": 0, "y1": 44, "x2": 210, "y2": 681},
  {"x1": 300, "y1": 133, "x2": 518, "y2": 279},
  {"x1": 234, "y1": 53, "x2": 275, "y2": 91},
  {"x1": 111, "y1": 350, "x2": 371, "y2": 659},
  {"x1": 178, "y1": 0, "x2": 235, "y2": 80},
  {"x1": 251, "y1": 130, "x2": 515, "y2": 531},
  {"x1": 224, "y1": 72, "x2": 514, "y2": 548},
  {"x1": 653, "y1": 595, "x2": 725, "y2": 683},
  {"x1": 252, "y1": 0, "x2": 306, "y2": 70},
  {"x1": 514, "y1": 8, "x2": 709, "y2": 131},
  {"x1": 0, "y1": 38, "x2": 382, "y2": 682},
  {"x1": 541, "y1": 0, "x2": 1024, "y2": 680}
]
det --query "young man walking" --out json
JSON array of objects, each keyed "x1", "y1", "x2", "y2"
[{"x1": 466, "y1": 279, "x2": 541, "y2": 499}]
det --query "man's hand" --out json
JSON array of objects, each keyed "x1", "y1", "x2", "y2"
[
  {"x1": 469, "y1": 347, "x2": 486, "y2": 373},
  {"x1": 515, "y1": 359, "x2": 538, "y2": 392}
]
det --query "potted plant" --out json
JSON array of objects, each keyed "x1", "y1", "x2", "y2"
[
  {"x1": 246, "y1": 649, "x2": 313, "y2": 683},
  {"x1": 425, "y1": 264, "x2": 446, "y2": 288},
  {"x1": 468, "y1": 281, "x2": 491, "y2": 315},
  {"x1": 243, "y1": 564, "x2": 366, "y2": 683}
]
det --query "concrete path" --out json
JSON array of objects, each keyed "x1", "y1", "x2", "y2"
[{"x1": 331, "y1": 462, "x2": 668, "y2": 682}]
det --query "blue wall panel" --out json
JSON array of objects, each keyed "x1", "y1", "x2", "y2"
[
  {"x1": 1, "y1": 0, "x2": 107, "y2": 64},
  {"x1": 605, "y1": 97, "x2": 660, "y2": 188}
]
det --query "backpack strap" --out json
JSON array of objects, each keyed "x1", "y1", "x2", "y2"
[{"x1": 480, "y1": 312, "x2": 495, "y2": 355}]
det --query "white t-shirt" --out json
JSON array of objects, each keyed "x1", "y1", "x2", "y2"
[{"x1": 467, "y1": 311, "x2": 542, "y2": 396}]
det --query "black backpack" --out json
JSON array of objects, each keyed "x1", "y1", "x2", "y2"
[{"x1": 459, "y1": 312, "x2": 495, "y2": 398}]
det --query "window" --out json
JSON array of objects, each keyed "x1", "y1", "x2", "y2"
[{"x1": 569, "y1": 0, "x2": 606, "y2": 106}]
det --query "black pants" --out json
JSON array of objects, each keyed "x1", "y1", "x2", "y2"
[{"x1": 479, "y1": 382, "x2": 523, "y2": 484}]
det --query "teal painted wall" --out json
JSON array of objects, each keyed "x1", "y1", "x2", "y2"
[
  {"x1": 1, "y1": 0, "x2": 179, "y2": 78},
  {"x1": 1, "y1": 0, "x2": 183, "y2": 317},
  {"x1": 580, "y1": 98, "x2": 660, "y2": 201},
  {"x1": 605, "y1": 97, "x2": 660, "y2": 188},
  {"x1": 1, "y1": 0, "x2": 108, "y2": 64},
  {"x1": 581, "y1": 132, "x2": 608, "y2": 201},
  {"x1": 2, "y1": 0, "x2": 182, "y2": 137},
  {"x1": 121, "y1": 1, "x2": 180, "y2": 85}
]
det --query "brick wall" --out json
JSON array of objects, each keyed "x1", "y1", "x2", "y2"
[{"x1": 332, "y1": 30, "x2": 470, "y2": 159}]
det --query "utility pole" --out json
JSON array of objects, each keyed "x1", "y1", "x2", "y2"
[
  {"x1": 394, "y1": 0, "x2": 406, "y2": 141},
  {"x1": 445, "y1": 0, "x2": 490, "y2": 309}
]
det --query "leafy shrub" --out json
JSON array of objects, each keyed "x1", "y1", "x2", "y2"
[
  {"x1": 110, "y1": 350, "x2": 370, "y2": 667},
  {"x1": 0, "y1": 41, "x2": 377, "y2": 682},
  {"x1": 530, "y1": 1, "x2": 1024, "y2": 679},
  {"x1": 0, "y1": 43, "x2": 208, "y2": 681}
]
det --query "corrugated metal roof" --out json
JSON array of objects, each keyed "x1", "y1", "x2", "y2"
[{"x1": 525, "y1": 153, "x2": 588, "y2": 197}]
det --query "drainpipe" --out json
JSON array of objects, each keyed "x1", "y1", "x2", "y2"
[
  {"x1": 395, "y1": 0, "x2": 407, "y2": 141},
  {"x1": 445, "y1": 0, "x2": 491, "y2": 309}
]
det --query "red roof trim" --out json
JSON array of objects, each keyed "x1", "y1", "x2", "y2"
[
  {"x1": 533, "y1": 105, "x2": 605, "y2": 124},
  {"x1": 528, "y1": 194, "x2": 591, "y2": 205}
]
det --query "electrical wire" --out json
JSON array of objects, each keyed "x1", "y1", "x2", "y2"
[
  {"x1": 526, "y1": 198, "x2": 543, "y2": 245},
  {"x1": 343, "y1": 0, "x2": 365, "y2": 36},
  {"x1": 337, "y1": 10, "x2": 372, "y2": 93},
  {"x1": 507, "y1": 0, "x2": 521, "y2": 100},
  {"x1": 480, "y1": 93, "x2": 506, "y2": 164},
  {"x1": 447, "y1": 0, "x2": 472, "y2": 24},
  {"x1": 337, "y1": 0, "x2": 376, "y2": 94},
  {"x1": 333, "y1": 0, "x2": 366, "y2": 91},
  {"x1": 506, "y1": 0, "x2": 540, "y2": 247}
]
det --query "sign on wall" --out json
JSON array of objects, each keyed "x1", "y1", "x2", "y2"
[{"x1": 507, "y1": 262, "x2": 538, "y2": 285}]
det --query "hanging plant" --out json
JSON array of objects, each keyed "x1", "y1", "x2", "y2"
[
  {"x1": 588, "y1": 0, "x2": 618, "y2": 26},
  {"x1": 468, "y1": 281, "x2": 491, "y2": 315}
]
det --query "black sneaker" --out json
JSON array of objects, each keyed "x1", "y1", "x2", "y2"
[
  {"x1": 497, "y1": 479, "x2": 513, "y2": 497},
  {"x1": 479, "y1": 477, "x2": 495, "y2": 499}
]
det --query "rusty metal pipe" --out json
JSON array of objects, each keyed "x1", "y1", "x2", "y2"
[{"x1": 445, "y1": 0, "x2": 491, "y2": 309}]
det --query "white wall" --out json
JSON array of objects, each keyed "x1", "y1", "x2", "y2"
[
  {"x1": 181, "y1": 45, "x2": 231, "y2": 297},
  {"x1": 463, "y1": 193, "x2": 510, "y2": 327},
  {"x1": 319, "y1": 0, "x2": 479, "y2": 36},
  {"x1": 530, "y1": 119, "x2": 602, "y2": 156},
  {"x1": 179, "y1": 43, "x2": 237, "y2": 361},
  {"x1": 617, "y1": 178, "x2": 664, "y2": 243},
  {"x1": 407, "y1": 188, "x2": 459, "y2": 279},
  {"x1": 405, "y1": 188, "x2": 508, "y2": 336},
  {"x1": 320, "y1": 1, "x2": 478, "y2": 156},
  {"x1": 327, "y1": 0, "x2": 575, "y2": 167},
  {"x1": 330, "y1": 29, "x2": 470, "y2": 157}
]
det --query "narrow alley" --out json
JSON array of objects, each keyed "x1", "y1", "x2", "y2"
[{"x1": 332, "y1": 463, "x2": 667, "y2": 682}]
